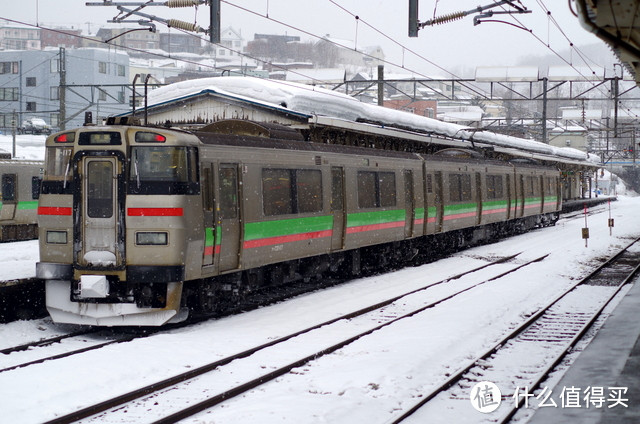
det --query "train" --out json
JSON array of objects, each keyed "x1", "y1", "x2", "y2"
[
  {"x1": 0, "y1": 157, "x2": 43, "y2": 241},
  {"x1": 37, "y1": 118, "x2": 567, "y2": 326}
]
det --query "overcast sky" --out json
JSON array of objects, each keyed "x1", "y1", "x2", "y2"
[{"x1": 1, "y1": 0, "x2": 614, "y2": 77}]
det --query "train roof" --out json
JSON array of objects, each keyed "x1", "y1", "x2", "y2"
[{"x1": 146, "y1": 77, "x2": 598, "y2": 168}]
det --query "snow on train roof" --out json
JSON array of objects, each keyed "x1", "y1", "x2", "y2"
[{"x1": 147, "y1": 76, "x2": 592, "y2": 163}]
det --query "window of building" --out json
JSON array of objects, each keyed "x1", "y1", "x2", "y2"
[
  {"x1": 26, "y1": 102, "x2": 36, "y2": 112},
  {"x1": 0, "y1": 87, "x2": 19, "y2": 101},
  {"x1": 0, "y1": 62, "x2": 18, "y2": 74},
  {"x1": 98, "y1": 89, "x2": 107, "y2": 101},
  {"x1": 117, "y1": 64, "x2": 125, "y2": 76},
  {"x1": 50, "y1": 59, "x2": 59, "y2": 73},
  {"x1": 26, "y1": 77, "x2": 36, "y2": 87},
  {"x1": 98, "y1": 61, "x2": 107, "y2": 74},
  {"x1": 50, "y1": 86, "x2": 59, "y2": 100}
]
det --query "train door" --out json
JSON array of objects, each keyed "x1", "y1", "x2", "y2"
[
  {"x1": 79, "y1": 156, "x2": 122, "y2": 267},
  {"x1": 434, "y1": 171, "x2": 444, "y2": 233},
  {"x1": 506, "y1": 174, "x2": 512, "y2": 219},
  {"x1": 330, "y1": 167, "x2": 345, "y2": 251},
  {"x1": 0, "y1": 174, "x2": 17, "y2": 221},
  {"x1": 475, "y1": 172, "x2": 482, "y2": 225},
  {"x1": 217, "y1": 163, "x2": 241, "y2": 272},
  {"x1": 201, "y1": 164, "x2": 215, "y2": 268},
  {"x1": 538, "y1": 176, "x2": 545, "y2": 214},
  {"x1": 404, "y1": 170, "x2": 414, "y2": 238},
  {"x1": 518, "y1": 174, "x2": 525, "y2": 217}
]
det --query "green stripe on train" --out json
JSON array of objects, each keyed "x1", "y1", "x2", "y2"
[
  {"x1": 245, "y1": 215, "x2": 333, "y2": 241},
  {"x1": 482, "y1": 200, "x2": 508, "y2": 210},
  {"x1": 347, "y1": 209, "x2": 405, "y2": 227},
  {"x1": 443, "y1": 202, "x2": 477, "y2": 216},
  {"x1": 0, "y1": 201, "x2": 38, "y2": 210}
]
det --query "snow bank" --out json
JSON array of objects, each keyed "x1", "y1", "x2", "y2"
[{"x1": 148, "y1": 76, "x2": 591, "y2": 162}]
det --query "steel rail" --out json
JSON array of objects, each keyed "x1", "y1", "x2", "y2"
[
  {"x1": 42, "y1": 252, "x2": 536, "y2": 424},
  {"x1": 390, "y1": 236, "x2": 640, "y2": 423}
]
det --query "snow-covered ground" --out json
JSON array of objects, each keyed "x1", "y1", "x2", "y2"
[{"x1": 0, "y1": 192, "x2": 638, "y2": 423}]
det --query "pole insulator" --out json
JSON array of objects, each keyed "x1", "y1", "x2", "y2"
[
  {"x1": 422, "y1": 11, "x2": 466, "y2": 27},
  {"x1": 166, "y1": 0, "x2": 200, "y2": 8},
  {"x1": 167, "y1": 19, "x2": 204, "y2": 33}
]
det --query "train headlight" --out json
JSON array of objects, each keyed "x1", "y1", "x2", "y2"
[
  {"x1": 46, "y1": 230, "x2": 68, "y2": 244},
  {"x1": 136, "y1": 232, "x2": 168, "y2": 245}
]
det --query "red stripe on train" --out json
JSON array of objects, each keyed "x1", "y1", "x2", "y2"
[
  {"x1": 244, "y1": 230, "x2": 333, "y2": 249},
  {"x1": 127, "y1": 208, "x2": 184, "y2": 217},
  {"x1": 38, "y1": 206, "x2": 72, "y2": 216}
]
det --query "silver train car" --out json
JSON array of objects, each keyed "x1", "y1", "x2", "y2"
[
  {"x1": 0, "y1": 158, "x2": 43, "y2": 241},
  {"x1": 37, "y1": 120, "x2": 561, "y2": 326}
]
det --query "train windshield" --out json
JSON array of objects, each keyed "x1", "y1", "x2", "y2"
[
  {"x1": 128, "y1": 146, "x2": 199, "y2": 195},
  {"x1": 42, "y1": 146, "x2": 73, "y2": 193}
]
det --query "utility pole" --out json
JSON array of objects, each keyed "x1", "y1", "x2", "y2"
[
  {"x1": 377, "y1": 65, "x2": 384, "y2": 106},
  {"x1": 612, "y1": 76, "x2": 619, "y2": 139},
  {"x1": 541, "y1": 77, "x2": 548, "y2": 144},
  {"x1": 18, "y1": 60, "x2": 23, "y2": 130},
  {"x1": 59, "y1": 47, "x2": 66, "y2": 131},
  {"x1": 12, "y1": 110, "x2": 17, "y2": 158},
  {"x1": 210, "y1": 0, "x2": 220, "y2": 43},
  {"x1": 408, "y1": 0, "x2": 419, "y2": 37}
]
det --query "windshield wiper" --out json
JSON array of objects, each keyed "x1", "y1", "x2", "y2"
[{"x1": 133, "y1": 150, "x2": 140, "y2": 189}]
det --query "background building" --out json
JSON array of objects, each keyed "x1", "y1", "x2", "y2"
[
  {"x1": 0, "y1": 20, "x2": 41, "y2": 50},
  {"x1": 0, "y1": 48, "x2": 130, "y2": 132}
]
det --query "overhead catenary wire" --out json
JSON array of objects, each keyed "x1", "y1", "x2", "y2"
[
  {"x1": 500, "y1": 2, "x2": 640, "y2": 119},
  {"x1": 0, "y1": 17, "x2": 398, "y2": 115}
]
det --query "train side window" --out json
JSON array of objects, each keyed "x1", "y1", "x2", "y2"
[
  {"x1": 262, "y1": 168, "x2": 322, "y2": 216},
  {"x1": 219, "y1": 165, "x2": 238, "y2": 219},
  {"x1": 545, "y1": 177, "x2": 555, "y2": 195},
  {"x1": 262, "y1": 168, "x2": 293, "y2": 216},
  {"x1": 32, "y1": 176, "x2": 42, "y2": 199},
  {"x1": 296, "y1": 169, "x2": 322, "y2": 213},
  {"x1": 461, "y1": 174, "x2": 471, "y2": 201},
  {"x1": 357, "y1": 171, "x2": 377, "y2": 208},
  {"x1": 379, "y1": 172, "x2": 396, "y2": 207},
  {"x1": 449, "y1": 173, "x2": 471, "y2": 202},
  {"x1": 449, "y1": 174, "x2": 461, "y2": 201},
  {"x1": 525, "y1": 176, "x2": 535, "y2": 196},
  {"x1": 1, "y1": 174, "x2": 16, "y2": 202},
  {"x1": 486, "y1": 175, "x2": 503, "y2": 199},
  {"x1": 357, "y1": 171, "x2": 396, "y2": 208}
]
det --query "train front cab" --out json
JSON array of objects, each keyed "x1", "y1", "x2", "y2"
[{"x1": 37, "y1": 127, "x2": 201, "y2": 326}]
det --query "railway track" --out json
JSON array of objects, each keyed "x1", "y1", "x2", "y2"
[
  {"x1": 390, "y1": 236, "x2": 640, "y2": 423},
  {"x1": 38, "y1": 252, "x2": 548, "y2": 424},
  {"x1": 0, "y1": 252, "x2": 520, "y2": 376}
]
